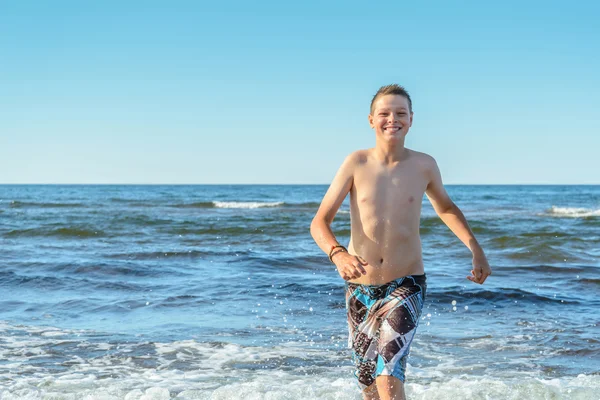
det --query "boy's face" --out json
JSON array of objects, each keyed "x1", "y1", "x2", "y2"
[{"x1": 368, "y1": 94, "x2": 413, "y2": 142}]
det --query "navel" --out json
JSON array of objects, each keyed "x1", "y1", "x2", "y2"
[{"x1": 380, "y1": 258, "x2": 384, "y2": 264}]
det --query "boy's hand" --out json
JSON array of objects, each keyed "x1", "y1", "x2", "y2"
[
  {"x1": 467, "y1": 252, "x2": 492, "y2": 284},
  {"x1": 332, "y1": 252, "x2": 368, "y2": 280}
]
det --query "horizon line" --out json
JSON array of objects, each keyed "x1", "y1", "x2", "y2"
[{"x1": 1, "y1": 183, "x2": 599, "y2": 186}]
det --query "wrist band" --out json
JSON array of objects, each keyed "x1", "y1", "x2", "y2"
[
  {"x1": 328, "y1": 244, "x2": 345, "y2": 259},
  {"x1": 328, "y1": 245, "x2": 347, "y2": 262},
  {"x1": 329, "y1": 248, "x2": 347, "y2": 262}
]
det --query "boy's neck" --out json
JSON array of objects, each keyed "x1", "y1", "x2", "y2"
[{"x1": 373, "y1": 138, "x2": 408, "y2": 164}]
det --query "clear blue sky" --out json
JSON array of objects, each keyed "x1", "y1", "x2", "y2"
[{"x1": 1, "y1": 0, "x2": 599, "y2": 184}]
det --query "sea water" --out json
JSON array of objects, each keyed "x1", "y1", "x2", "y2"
[{"x1": 1, "y1": 185, "x2": 599, "y2": 399}]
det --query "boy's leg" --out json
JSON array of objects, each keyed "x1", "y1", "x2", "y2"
[
  {"x1": 375, "y1": 375, "x2": 406, "y2": 400},
  {"x1": 362, "y1": 382, "x2": 381, "y2": 400}
]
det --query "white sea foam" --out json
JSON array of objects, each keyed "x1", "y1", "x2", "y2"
[
  {"x1": 3, "y1": 371, "x2": 600, "y2": 399},
  {"x1": 2, "y1": 322, "x2": 600, "y2": 399},
  {"x1": 213, "y1": 201, "x2": 284, "y2": 209},
  {"x1": 407, "y1": 374, "x2": 600, "y2": 400},
  {"x1": 547, "y1": 206, "x2": 600, "y2": 218}
]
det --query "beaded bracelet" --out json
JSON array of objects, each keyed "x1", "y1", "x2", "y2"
[
  {"x1": 328, "y1": 244, "x2": 345, "y2": 259},
  {"x1": 329, "y1": 248, "x2": 347, "y2": 262},
  {"x1": 328, "y1": 245, "x2": 347, "y2": 263}
]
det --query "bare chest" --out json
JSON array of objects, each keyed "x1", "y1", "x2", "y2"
[{"x1": 351, "y1": 163, "x2": 428, "y2": 214}]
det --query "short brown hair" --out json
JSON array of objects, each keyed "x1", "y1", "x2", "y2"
[{"x1": 370, "y1": 84, "x2": 412, "y2": 114}]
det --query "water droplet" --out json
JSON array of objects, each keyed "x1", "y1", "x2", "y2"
[
  {"x1": 309, "y1": 307, "x2": 313, "y2": 312},
  {"x1": 464, "y1": 306, "x2": 468, "y2": 310},
  {"x1": 451, "y1": 300, "x2": 457, "y2": 306},
  {"x1": 452, "y1": 306, "x2": 457, "y2": 311}
]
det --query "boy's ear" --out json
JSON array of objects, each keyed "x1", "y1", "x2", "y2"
[{"x1": 368, "y1": 114, "x2": 374, "y2": 128}]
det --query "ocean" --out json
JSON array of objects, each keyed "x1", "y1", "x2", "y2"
[{"x1": 1, "y1": 184, "x2": 599, "y2": 400}]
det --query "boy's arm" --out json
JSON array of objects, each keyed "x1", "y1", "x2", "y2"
[
  {"x1": 424, "y1": 157, "x2": 492, "y2": 284},
  {"x1": 310, "y1": 153, "x2": 368, "y2": 280}
]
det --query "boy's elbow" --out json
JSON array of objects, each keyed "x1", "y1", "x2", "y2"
[
  {"x1": 309, "y1": 220, "x2": 319, "y2": 241},
  {"x1": 438, "y1": 201, "x2": 457, "y2": 215},
  {"x1": 310, "y1": 215, "x2": 328, "y2": 235},
  {"x1": 310, "y1": 217, "x2": 321, "y2": 234}
]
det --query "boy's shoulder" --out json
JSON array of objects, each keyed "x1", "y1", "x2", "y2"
[
  {"x1": 407, "y1": 148, "x2": 437, "y2": 168},
  {"x1": 340, "y1": 149, "x2": 371, "y2": 169}
]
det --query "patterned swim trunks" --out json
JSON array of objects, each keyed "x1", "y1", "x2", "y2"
[{"x1": 345, "y1": 274, "x2": 427, "y2": 390}]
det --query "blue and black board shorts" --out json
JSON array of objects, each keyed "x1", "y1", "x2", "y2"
[{"x1": 345, "y1": 274, "x2": 427, "y2": 389}]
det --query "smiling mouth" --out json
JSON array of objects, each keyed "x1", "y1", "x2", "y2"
[{"x1": 384, "y1": 127, "x2": 401, "y2": 132}]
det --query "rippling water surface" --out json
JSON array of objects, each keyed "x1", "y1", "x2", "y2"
[{"x1": 1, "y1": 185, "x2": 599, "y2": 399}]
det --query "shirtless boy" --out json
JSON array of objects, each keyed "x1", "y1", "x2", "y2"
[{"x1": 310, "y1": 84, "x2": 492, "y2": 400}]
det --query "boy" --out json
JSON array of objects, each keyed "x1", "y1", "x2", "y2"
[{"x1": 310, "y1": 84, "x2": 492, "y2": 400}]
